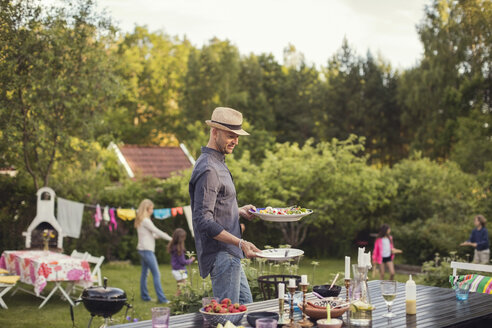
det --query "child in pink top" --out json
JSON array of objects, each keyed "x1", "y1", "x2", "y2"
[{"x1": 372, "y1": 224, "x2": 402, "y2": 280}]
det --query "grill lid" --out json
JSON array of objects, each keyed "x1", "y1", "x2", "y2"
[{"x1": 82, "y1": 277, "x2": 127, "y2": 301}]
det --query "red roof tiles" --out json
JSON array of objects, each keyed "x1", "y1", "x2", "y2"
[{"x1": 119, "y1": 145, "x2": 193, "y2": 179}]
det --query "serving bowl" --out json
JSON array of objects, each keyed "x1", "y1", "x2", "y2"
[
  {"x1": 317, "y1": 318, "x2": 343, "y2": 328},
  {"x1": 199, "y1": 308, "x2": 246, "y2": 326},
  {"x1": 313, "y1": 284, "x2": 342, "y2": 297},
  {"x1": 247, "y1": 311, "x2": 279, "y2": 327},
  {"x1": 298, "y1": 297, "x2": 348, "y2": 320}
]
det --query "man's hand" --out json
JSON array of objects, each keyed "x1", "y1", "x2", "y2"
[
  {"x1": 460, "y1": 241, "x2": 473, "y2": 247},
  {"x1": 239, "y1": 204, "x2": 256, "y2": 221},
  {"x1": 241, "y1": 240, "x2": 260, "y2": 259}
]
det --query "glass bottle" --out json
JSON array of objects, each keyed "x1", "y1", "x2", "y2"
[{"x1": 349, "y1": 264, "x2": 373, "y2": 326}]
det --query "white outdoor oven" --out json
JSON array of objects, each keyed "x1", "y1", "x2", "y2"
[{"x1": 22, "y1": 187, "x2": 63, "y2": 250}]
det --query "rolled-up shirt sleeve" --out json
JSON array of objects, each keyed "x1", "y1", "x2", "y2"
[{"x1": 193, "y1": 169, "x2": 224, "y2": 238}]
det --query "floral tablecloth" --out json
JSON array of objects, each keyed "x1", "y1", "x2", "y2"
[{"x1": 0, "y1": 250, "x2": 91, "y2": 296}]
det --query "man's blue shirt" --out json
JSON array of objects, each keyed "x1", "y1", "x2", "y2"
[{"x1": 189, "y1": 147, "x2": 242, "y2": 278}]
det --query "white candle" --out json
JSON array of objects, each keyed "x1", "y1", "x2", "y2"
[
  {"x1": 358, "y1": 247, "x2": 364, "y2": 267},
  {"x1": 289, "y1": 278, "x2": 296, "y2": 288},
  {"x1": 278, "y1": 283, "x2": 285, "y2": 299},
  {"x1": 301, "y1": 275, "x2": 308, "y2": 284},
  {"x1": 345, "y1": 256, "x2": 350, "y2": 279}
]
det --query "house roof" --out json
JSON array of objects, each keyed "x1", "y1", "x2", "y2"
[{"x1": 118, "y1": 144, "x2": 193, "y2": 179}]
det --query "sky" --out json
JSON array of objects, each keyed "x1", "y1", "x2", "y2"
[{"x1": 49, "y1": 0, "x2": 431, "y2": 69}]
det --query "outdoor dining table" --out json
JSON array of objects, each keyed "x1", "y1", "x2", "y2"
[
  {"x1": 111, "y1": 280, "x2": 492, "y2": 327},
  {"x1": 0, "y1": 249, "x2": 92, "y2": 308}
]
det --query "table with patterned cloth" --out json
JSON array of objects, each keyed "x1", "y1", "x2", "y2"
[{"x1": 0, "y1": 250, "x2": 92, "y2": 308}]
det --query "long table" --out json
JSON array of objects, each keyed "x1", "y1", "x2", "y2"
[
  {"x1": 112, "y1": 280, "x2": 492, "y2": 327},
  {"x1": 0, "y1": 250, "x2": 92, "y2": 308}
]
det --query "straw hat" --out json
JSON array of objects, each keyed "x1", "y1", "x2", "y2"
[{"x1": 205, "y1": 107, "x2": 249, "y2": 136}]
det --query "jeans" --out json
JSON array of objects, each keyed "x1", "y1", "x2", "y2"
[
  {"x1": 210, "y1": 251, "x2": 252, "y2": 304},
  {"x1": 138, "y1": 250, "x2": 168, "y2": 303}
]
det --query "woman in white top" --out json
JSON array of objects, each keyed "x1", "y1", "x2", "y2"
[{"x1": 135, "y1": 199, "x2": 172, "y2": 303}]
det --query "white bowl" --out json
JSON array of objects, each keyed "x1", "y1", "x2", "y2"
[{"x1": 317, "y1": 318, "x2": 343, "y2": 328}]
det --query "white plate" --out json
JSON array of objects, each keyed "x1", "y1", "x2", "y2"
[
  {"x1": 249, "y1": 208, "x2": 313, "y2": 222},
  {"x1": 256, "y1": 248, "x2": 304, "y2": 261}
]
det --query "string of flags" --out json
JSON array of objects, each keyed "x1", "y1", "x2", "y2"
[{"x1": 56, "y1": 197, "x2": 193, "y2": 240}]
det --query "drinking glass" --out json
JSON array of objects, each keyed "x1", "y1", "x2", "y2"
[
  {"x1": 151, "y1": 307, "x2": 170, "y2": 328},
  {"x1": 455, "y1": 282, "x2": 470, "y2": 301},
  {"x1": 380, "y1": 280, "x2": 397, "y2": 318},
  {"x1": 256, "y1": 318, "x2": 278, "y2": 328}
]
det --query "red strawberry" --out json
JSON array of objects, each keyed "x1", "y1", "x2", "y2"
[
  {"x1": 238, "y1": 305, "x2": 247, "y2": 312},
  {"x1": 219, "y1": 308, "x2": 228, "y2": 313},
  {"x1": 205, "y1": 306, "x2": 212, "y2": 313},
  {"x1": 221, "y1": 298, "x2": 232, "y2": 306},
  {"x1": 228, "y1": 305, "x2": 235, "y2": 312},
  {"x1": 231, "y1": 308, "x2": 240, "y2": 313},
  {"x1": 214, "y1": 304, "x2": 222, "y2": 313}
]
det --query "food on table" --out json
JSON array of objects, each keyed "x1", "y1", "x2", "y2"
[
  {"x1": 216, "y1": 321, "x2": 245, "y2": 328},
  {"x1": 349, "y1": 299, "x2": 374, "y2": 312},
  {"x1": 349, "y1": 299, "x2": 374, "y2": 324},
  {"x1": 202, "y1": 298, "x2": 248, "y2": 314},
  {"x1": 258, "y1": 206, "x2": 310, "y2": 215}
]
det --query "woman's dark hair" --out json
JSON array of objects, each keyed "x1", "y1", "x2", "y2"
[
  {"x1": 475, "y1": 215, "x2": 486, "y2": 228},
  {"x1": 377, "y1": 224, "x2": 390, "y2": 238},
  {"x1": 167, "y1": 228, "x2": 187, "y2": 256}
]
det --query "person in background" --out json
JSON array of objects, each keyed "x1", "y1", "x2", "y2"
[
  {"x1": 167, "y1": 228, "x2": 195, "y2": 294},
  {"x1": 460, "y1": 215, "x2": 490, "y2": 264},
  {"x1": 135, "y1": 199, "x2": 172, "y2": 303},
  {"x1": 372, "y1": 224, "x2": 402, "y2": 280}
]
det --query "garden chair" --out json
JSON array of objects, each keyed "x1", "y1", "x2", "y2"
[
  {"x1": 257, "y1": 274, "x2": 301, "y2": 300},
  {"x1": 70, "y1": 249, "x2": 89, "y2": 260},
  {"x1": 450, "y1": 261, "x2": 492, "y2": 294},
  {"x1": 0, "y1": 271, "x2": 20, "y2": 309},
  {"x1": 66, "y1": 252, "x2": 104, "y2": 298}
]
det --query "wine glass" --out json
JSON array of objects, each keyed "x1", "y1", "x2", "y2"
[{"x1": 380, "y1": 280, "x2": 397, "y2": 318}]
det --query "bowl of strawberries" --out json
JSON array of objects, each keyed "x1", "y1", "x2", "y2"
[{"x1": 200, "y1": 298, "x2": 248, "y2": 326}]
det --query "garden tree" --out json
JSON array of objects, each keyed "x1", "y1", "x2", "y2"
[
  {"x1": 228, "y1": 136, "x2": 397, "y2": 252},
  {"x1": 318, "y1": 39, "x2": 404, "y2": 165},
  {"x1": 236, "y1": 54, "x2": 276, "y2": 131},
  {"x1": 387, "y1": 154, "x2": 483, "y2": 263},
  {"x1": 181, "y1": 38, "x2": 243, "y2": 124},
  {"x1": 450, "y1": 109, "x2": 492, "y2": 173},
  {"x1": 274, "y1": 49, "x2": 321, "y2": 144},
  {"x1": 398, "y1": 0, "x2": 492, "y2": 160},
  {"x1": 108, "y1": 26, "x2": 192, "y2": 145},
  {"x1": 0, "y1": 0, "x2": 118, "y2": 189}
]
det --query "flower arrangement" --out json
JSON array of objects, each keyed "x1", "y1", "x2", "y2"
[{"x1": 42, "y1": 229, "x2": 55, "y2": 251}]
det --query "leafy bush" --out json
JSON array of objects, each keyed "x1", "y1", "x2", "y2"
[{"x1": 416, "y1": 252, "x2": 474, "y2": 288}]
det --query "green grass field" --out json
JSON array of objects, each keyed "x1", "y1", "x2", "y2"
[{"x1": 0, "y1": 258, "x2": 409, "y2": 328}]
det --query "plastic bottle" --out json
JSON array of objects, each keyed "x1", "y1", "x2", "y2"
[{"x1": 405, "y1": 274, "x2": 417, "y2": 315}]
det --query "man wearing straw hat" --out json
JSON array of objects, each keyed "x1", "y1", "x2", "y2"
[{"x1": 189, "y1": 107, "x2": 260, "y2": 304}]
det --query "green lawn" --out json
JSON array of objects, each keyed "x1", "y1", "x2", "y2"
[{"x1": 0, "y1": 258, "x2": 410, "y2": 328}]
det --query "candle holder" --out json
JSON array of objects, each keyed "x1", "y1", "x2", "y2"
[
  {"x1": 283, "y1": 286, "x2": 301, "y2": 328},
  {"x1": 278, "y1": 297, "x2": 286, "y2": 325},
  {"x1": 344, "y1": 278, "x2": 351, "y2": 323},
  {"x1": 344, "y1": 278, "x2": 351, "y2": 303},
  {"x1": 298, "y1": 283, "x2": 313, "y2": 327}
]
